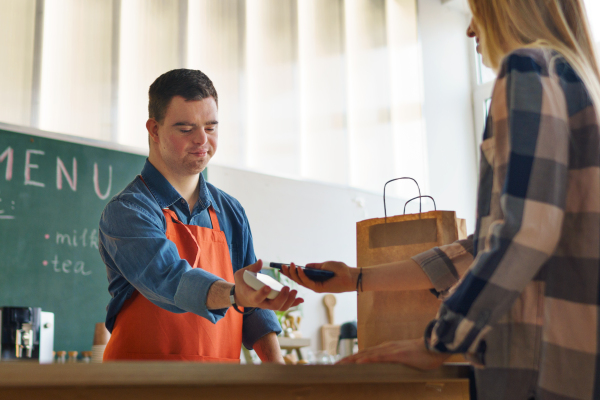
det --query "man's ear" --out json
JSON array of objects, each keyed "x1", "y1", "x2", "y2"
[{"x1": 146, "y1": 119, "x2": 160, "y2": 143}]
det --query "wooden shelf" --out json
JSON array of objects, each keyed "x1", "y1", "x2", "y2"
[{"x1": 277, "y1": 336, "x2": 311, "y2": 349}]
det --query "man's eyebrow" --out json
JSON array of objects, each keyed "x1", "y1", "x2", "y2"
[{"x1": 172, "y1": 121, "x2": 218, "y2": 127}]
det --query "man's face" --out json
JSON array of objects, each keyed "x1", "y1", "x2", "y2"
[{"x1": 148, "y1": 95, "x2": 218, "y2": 178}]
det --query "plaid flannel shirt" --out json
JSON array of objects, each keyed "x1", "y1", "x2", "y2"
[{"x1": 412, "y1": 48, "x2": 600, "y2": 400}]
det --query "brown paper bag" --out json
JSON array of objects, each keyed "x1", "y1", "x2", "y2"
[{"x1": 356, "y1": 210, "x2": 467, "y2": 351}]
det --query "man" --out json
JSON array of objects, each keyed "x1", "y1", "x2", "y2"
[{"x1": 99, "y1": 69, "x2": 302, "y2": 363}]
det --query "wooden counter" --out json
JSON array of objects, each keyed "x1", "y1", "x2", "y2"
[{"x1": 0, "y1": 361, "x2": 470, "y2": 400}]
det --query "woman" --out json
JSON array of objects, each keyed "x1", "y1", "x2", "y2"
[{"x1": 282, "y1": 1, "x2": 600, "y2": 399}]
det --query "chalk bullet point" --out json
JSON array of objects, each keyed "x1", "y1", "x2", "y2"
[
  {"x1": 42, "y1": 260, "x2": 48, "y2": 266},
  {"x1": 45, "y1": 234, "x2": 50, "y2": 239}
]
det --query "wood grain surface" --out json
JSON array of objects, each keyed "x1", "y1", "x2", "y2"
[
  {"x1": 0, "y1": 362, "x2": 470, "y2": 387},
  {"x1": 0, "y1": 362, "x2": 470, "y2": 400}
]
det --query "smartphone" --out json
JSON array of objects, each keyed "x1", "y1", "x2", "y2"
[{"x1": 269, "y1": 262, "x2": 335, "y2": 282}]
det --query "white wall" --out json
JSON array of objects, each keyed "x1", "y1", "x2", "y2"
[{"x1": 418, "y1": 0, "x2": 478, "y2": 232}]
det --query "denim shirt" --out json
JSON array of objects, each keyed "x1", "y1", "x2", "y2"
[{"x1": 99, "y1": 160, "x2": 281, "y2": 350}]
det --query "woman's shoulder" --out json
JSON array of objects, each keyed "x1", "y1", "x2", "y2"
[
  {"x1": 497, "y1": 48, "x2": 553, "y2": 79},
  {"x1": 498, "y1": 47, "x2": 582, "y2": 83}
]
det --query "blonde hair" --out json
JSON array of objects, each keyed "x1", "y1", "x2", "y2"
[{"x1": 468, "y1": 0, "x2": 600, "y2": 112}]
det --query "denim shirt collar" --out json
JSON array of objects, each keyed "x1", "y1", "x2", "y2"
[{"x1": 140, "y1": 159, "x2": 219, "y2": 213}]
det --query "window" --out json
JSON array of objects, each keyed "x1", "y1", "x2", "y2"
[
  {"x1": 475, "y1": 52, "x2": 496, "y2": 85},
  {"x1": 585, "y1": 0, "x2": 600, "y2": 45},
  {"x1": 472, "y1": 41, "x2": 494, "y2": 151}
]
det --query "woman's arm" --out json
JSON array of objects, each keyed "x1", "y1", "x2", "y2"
[
  {"x1": 283, "y1": 259, "x2": 431, "y2": 293},
  {"x1": 283, "y1": 235, "x2": 474, "y2": 294}
]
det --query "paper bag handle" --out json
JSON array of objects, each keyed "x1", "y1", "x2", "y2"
[
  {"x1": 383, "y1": 177, "x2": 421, "y2": 223},
  {"x1": 404, "y1": 195, "x2": 436, "y2": 215}
]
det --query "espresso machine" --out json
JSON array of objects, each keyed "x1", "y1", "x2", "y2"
[{"x1": 0, "y1": 307, "x2": 54, "y2": 363}]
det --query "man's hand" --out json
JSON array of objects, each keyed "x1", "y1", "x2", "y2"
[
  {"x1": 336, "y1": 338, "x2": 450, "y2": 370},
  {"x1": 234, "y1": 260, "x2": 304, "y2": 311},
  {"x1": 281, "y1": 261, "x2": 357, "y2": 293}
]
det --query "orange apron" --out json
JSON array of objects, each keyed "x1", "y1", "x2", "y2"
[{"x1": 103, "y1": 206, "x2": 243, "y2": 362}]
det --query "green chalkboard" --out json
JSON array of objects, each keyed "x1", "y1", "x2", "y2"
[{"x1": 0, "y1": 125, "x2": 147, "y2": 354}]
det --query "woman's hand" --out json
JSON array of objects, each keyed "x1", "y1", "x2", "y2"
[
  {"x1": 336, "y1": 338, "x2": 450, "y2": 370},
  {"x1": 280, "y1": 261, "x2": 358, "y2": 293},
  {"x1": 234, "y1": 260, "x2": 304, "y2": 310}
]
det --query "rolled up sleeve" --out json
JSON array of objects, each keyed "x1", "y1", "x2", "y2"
[
  {"x1": 412, "y1": 236, "x2": 475, "y2": 296},
  {"x1": 174, "y1": 269, "x2": 227, "y2": 323},
  {"x1": 242, "y1": 309, "x2": 282, "y2": 350}
]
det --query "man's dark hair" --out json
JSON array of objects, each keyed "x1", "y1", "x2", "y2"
[{"x1": 148, "y1": 69, "x2": 218, "y2": 124}]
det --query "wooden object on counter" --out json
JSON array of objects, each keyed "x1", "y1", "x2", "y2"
[
  {"x1": 282, "y1": 314, "x2": 302, "y2": 338},
  {"x1": 283, "y1": 354, "x2": 296, "y2": 365},
  {"x1": 93, "y1": 323, "x2": 111, "y2": 346},
  {"x1": 278, "y1": 337, "x2": 311, "y2": 350},
  {"x1": 321, "y1": 294, "x2": 341, "y2": 356},
  {"x1": 0, "y1": 361, "x2": 471, "y2": 400},
  {"x1": 357, "y1": 211, "x2": 467, "y2": 351},
  {"x1": 81, "y1": 351, "x2": 92, "y2": 363},
  {"x1": 67, "y1": 351, "x2": 78, "y2": 363},
  {"x1": 278, "y1": 336, "x2": 311, "y2": 363},
  {"x1": 55, "y1": 351, "x2": 67, "y2": 364}
]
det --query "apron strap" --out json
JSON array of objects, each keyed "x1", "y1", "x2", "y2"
[
  {"x1": 139, "y1": 174, "x2": 220, "y2": 232},
  {"x1": 162, "y1": 208, "x2": 202, "y2": 269},
  {"x1": 208, "y1": 207, "x2": 221, "y2": 231}
]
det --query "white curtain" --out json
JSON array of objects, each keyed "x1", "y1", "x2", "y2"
[
  {"x1": 39, "y1": 0, "x2": 113, "y2": 141},
  {"x1": 298, "y1": 0, "x2": 348, "y2": 185},
  {"x1": 584, "y1": 0, "x2": 600, "y2": 47},
  {"x1": 118, "y1": 0, "x2": 182, "y2": 150},
  {"x1": 188, "y1": 0, "x2": 425, "y2": 193},
  {"x1": 188, "y1": 0, "x2": 246, "y2": 168},
  {"x1": 245, "y1": 0, "x2": 301, "y2": 177},
  {"x1": 0, "y1": 0, "x2": 425, "y2": 196},
  {"x1": 0, "y1": 0, "x2": 36, "y2": 127}
]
